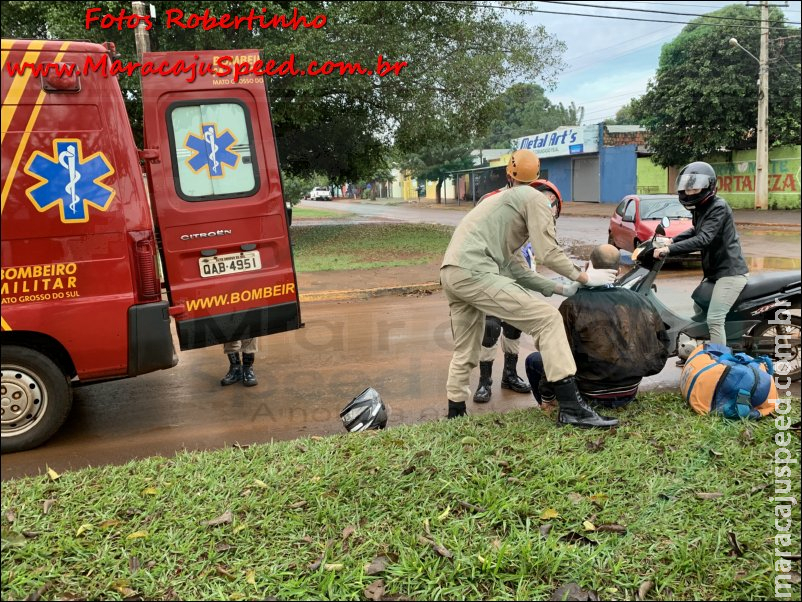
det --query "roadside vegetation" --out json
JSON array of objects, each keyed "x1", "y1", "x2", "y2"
[
  {"x1": 292, "y1": 224, "x2": 453, "y2": 272},
  {"x1": 292, "y1": 207, "x2": 356, "y2": 220},
  {"x1": 2, "y1": 392, "x2": 799, "y2": 601}
]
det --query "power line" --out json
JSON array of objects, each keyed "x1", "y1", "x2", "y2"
[
  {"x1": 542, "y1": 0, "x2": 801, "y2": 25},
  {"x1": 434, "y1": 1, "x2": 798, "y2": 30}
]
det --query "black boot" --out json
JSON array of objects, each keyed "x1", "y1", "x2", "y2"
[
  {"x1": 501, "y1": 353, "x2": 531, "y2": 393},
  {"x1": 553, "y1": 376, "x2": 618, "y2": 429},
  {"x1": 447, "y1": 400, "x2": 467, "y2": 419},
  {"x1": 242, "y1": 353, "x2": 258, "y2": 387},
  {"x1": 221, "y1": 353, "x2": 242, "y2": 386},
  {"x1": 473, "y1": 361, "x2": 494, "y2": 403}
]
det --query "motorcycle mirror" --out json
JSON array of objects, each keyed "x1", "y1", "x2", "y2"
[{"x1": 655, "y1": 216, "x2": 670, "y2": 236}]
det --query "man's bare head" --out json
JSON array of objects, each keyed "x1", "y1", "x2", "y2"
[{"x1": 589, "y1": 244, "x2": 621, "y2": 271}]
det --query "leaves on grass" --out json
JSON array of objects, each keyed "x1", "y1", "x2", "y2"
[
  {"x1": 586, "y1": 437, "x2": 605, "y2": 452},
  {"x1": 215, "y1": 542, "x2": 235, "y2": 553},
  {"x1": 23, "y1": 582, "x2": 50, "y2": 601},
  {"x1": 596, "y1": 524, "x2": 627, "y2": 534},
  {"x1": 540, "y1": 524, "x2": 553, "y2": 538},
  {"x1": 129, "y1": 557, "x2": 140, "y2": 574},
  {"x1": 583, "y1": 521, "x2": 596, "y2": 532},
  {"x1": 460, "y1": 436, "x2": 480, "y2": 446},
  {"x1": 76, "y1": 524, "x2": 93, "y2": 537},
  {"x1": 364, "y1": 579, "x2": 385, "y2": 601},
  {"x1": 214, "y1": 564, "x2": 235, "y2": 580},
  {"x1": 458, "y1": 500, "x2": 486, "y2": 513},
  {"x1": 559, "y1": 532, "x2": 597, "y2": 546},
  {"x1": 1, "y1": 528, "x2": 27, "y2": 547},
  {"x1": 99, "y1": 520, "x2": 120, "y2": 529},
  {"x1": 43, "y1": 499, "x2": 55, "y2": 515},
  {"x1": 342, "y1": 526, "x2": 356, "y2": 541},
  {"x1": 727, "y1": 531, "x2": 744, "y2": 557},
  {"x1": 253, "y1": 479, "x2": 269, "y2": 489},
  {"x1": 126, "y1": 531, "x2": 148, "y2": 540},
  {"x1": 289, "y1": 500, "x2": 308, "y2": 509},
  {"x1": 245, "y1": 569, "x2": 256, "y2": 585},
  {"x1": 695, "y1": 492, "x2": 723, "y2": 500},
  {"x1": 551, "y1": 582, "x2": 599, "y2": 601},
  {"x1": 201, "y1": 510, "x2": 233, "y2": 527},
  {"x1": 418, "y1": 535, "x2": 453, "y2": 558},
  {"x1": 141, "y1": 487, "x2": 158, "y2": 496},
  {"x1": 5, "y1": 510, "x2": 16, "y2": 523},
  {"x1": 636, "y1": 580, "x2": 653, "y2": 600},
  {"x1": 437, "y1": 506, "x2": 451, "y2": 521},
  {"x1": 365, "y1": 555, "x2": 390, "y2": 576},
  {"x1": 401, "y1": 465, "x2": 415, "y2": 476},
  {"x1": 568, "y1": 493, "x2": 584, "y2": 504},
  {"x1": 540, "y1": 508, "x2": 560, "y2": 520},
  {"x1": 589, "y1": 494, "x2": 608, "y2": 505},
  {"x1": 46, "y1": 466, "x2": 60, "y2": 481}
]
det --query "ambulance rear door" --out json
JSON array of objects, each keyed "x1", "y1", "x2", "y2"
[{"x1": 140, "y1": 50, "x2": 300, "y2": 350}]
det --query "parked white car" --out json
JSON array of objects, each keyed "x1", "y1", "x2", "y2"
[{"x1": 309, "y1": 186, "x2": 331, "y2": 201}]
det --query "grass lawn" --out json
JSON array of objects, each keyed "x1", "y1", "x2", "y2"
[
  {"x1": 2, "y1": 393, "x2": 799, "y2": 601},
  {"x1": 291, "y1": 223, "x2": 454, "y2": 272},
  {"x1": 292, "y1": 207, "x2": 356, "y2": 220}
]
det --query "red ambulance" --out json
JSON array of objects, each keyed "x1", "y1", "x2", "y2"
[{"x1": 1, "y1": 40, "x2": 301, "y2": 452}]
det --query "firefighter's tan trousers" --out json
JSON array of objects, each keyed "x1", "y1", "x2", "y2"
[{"x1": 442, "y1": 266, "x2": 576, "y2": 402}]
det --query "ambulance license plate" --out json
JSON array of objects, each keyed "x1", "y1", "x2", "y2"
[{"x1": 199, "y1": 251, "x2": 261, "y2": 278}]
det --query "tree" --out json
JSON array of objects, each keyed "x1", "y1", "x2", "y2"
[
  {"x1": 401, "y1": 140, "x2": 475, "y2": 204},
  {"x1": 603, "y1": 101, "x2": 639, "y2": 126},
  {"x1": 480, "y1": 83, "x2": 583, "y2": 148},
  {"x1": 631, "y1": 4, "x2": 800, "y2": 167},
  {"x1": 1, "y1": 1, "x2": 566, "y2": 182}
]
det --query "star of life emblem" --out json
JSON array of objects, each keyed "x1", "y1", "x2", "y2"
[
  {"x1": 24, "y1": 139, "x2": 115, "y2": 223},
  {"x1": 184, "y1": 123, "x2": 239, "y2": 178}
]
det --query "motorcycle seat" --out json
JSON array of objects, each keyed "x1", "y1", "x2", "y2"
[{"x1": 692, "y1": 270, "x2": 801, "y2": 309}]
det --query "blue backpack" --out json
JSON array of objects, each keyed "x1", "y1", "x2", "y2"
[{"x1": 680, "y1": 343, "x2": 777, "y2": 420}]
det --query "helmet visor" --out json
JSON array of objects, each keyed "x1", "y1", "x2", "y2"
[{"x1": 676, "y1": 173, "x2": 714, "y2": 192}]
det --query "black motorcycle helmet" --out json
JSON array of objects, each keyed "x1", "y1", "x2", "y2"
[
  {"x1": 340, "y1": 387, "x2": 387, "y2": 432},
  {"x1": 676, "y1": 161, "x2": 717, "y2": 209}
]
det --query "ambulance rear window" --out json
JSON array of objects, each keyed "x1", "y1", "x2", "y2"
[{"x1": 167, "y1": 100, "x2": 259, "y2": 201}]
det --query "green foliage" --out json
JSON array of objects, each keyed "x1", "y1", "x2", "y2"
[
  {"x1": 480, "y1": 83, "x2": 584, "y2": 149},
  {"x1": 400, "y1": 142, "x2": 475, "y2": 203},
  {"x1": 2, "y1": 392, "x2": 799, "y2": 600},
  {"x1": 281, "y1": 171, "x2": 315, "y2": 205},
  {"x1": 1, "y1": 1, "x2": 565, "y2": 182},
  {"x1": 604, "y1": 101, "x2": 639, "y2": 126},
  {"x1": 632, "y1": 4, "x2": 801, "y2": 167},
  {"x1": 291, "y1": 223, "x2": 452, "y2": 271}
]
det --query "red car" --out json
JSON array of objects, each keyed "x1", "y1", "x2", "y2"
[{"x1": 608, "y1": 194, "x2": 693, "y2": 252}]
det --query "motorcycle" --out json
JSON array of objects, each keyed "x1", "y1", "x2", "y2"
[{"x1": 616, "y1": 217, "x2": 801, "y2": 381}]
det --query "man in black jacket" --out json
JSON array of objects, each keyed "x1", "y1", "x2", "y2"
[
  {"x1": 526, "y1": 244, "x2": 670, "y2": 407},
  {"x1": 653, "y1": 162, "x2": 749, "y2": 345}
]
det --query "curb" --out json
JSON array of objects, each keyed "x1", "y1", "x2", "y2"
[{"x1": 299, "y1": 282, "x2": 441, "y2": 303}]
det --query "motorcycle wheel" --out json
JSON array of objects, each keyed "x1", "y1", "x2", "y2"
[{"x1": 751, "y1": 314, "x2": 801, "y2": 382}]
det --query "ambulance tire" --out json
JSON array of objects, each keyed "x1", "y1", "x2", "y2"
[{"x1": 1, "y1": 346, "x2": 73, "y2": 454}]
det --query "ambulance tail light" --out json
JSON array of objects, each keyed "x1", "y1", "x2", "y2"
[{"x1": 130, "y1": 231, "x2": 161, "y2": 303}]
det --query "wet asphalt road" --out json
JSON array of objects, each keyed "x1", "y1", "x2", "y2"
[{"x1": 2, "y1": 206, "x2": 799, "y2": 479}]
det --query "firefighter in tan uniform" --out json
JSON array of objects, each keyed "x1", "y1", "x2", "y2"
[{"x1": 441, "y1": 149, "x2": 619, "y2": 428}]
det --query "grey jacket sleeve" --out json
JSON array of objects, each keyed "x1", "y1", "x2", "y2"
[{"x1": 668, "y1": 204, "x2": 726, "y2": 255}]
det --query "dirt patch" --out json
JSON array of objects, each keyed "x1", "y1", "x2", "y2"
[{"x1": 297, "y1": 260, "x2": 441, "y2": 294}]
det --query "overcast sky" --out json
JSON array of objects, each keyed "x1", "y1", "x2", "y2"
[{"x1": 511, "y1": 0, "x2": 802, "y2": 125}]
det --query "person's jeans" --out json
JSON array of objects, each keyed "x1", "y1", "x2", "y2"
[{"x1": 703, "y1": 274, "x2": 749, "y2": 345}]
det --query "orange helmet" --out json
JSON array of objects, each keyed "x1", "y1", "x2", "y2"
[
  {"x1": 532, "y1": 179, "x2": 563, "y2": 219},
  {"x1": 506, "y1": 149, "x2": 540, "y2": 184}
]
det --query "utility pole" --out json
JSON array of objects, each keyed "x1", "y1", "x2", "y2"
[
  {"x1": 755, "y1": 0, "x2": 770, "y2": 210},
  {"x1": 131, "y1": 1, "x2": 151, "y2": 62}
]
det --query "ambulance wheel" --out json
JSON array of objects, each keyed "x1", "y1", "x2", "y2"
[
  {"x1": 1, "y1": 346, "x2": 73, "y2": 453},
  {"x1": 751, "y1": 314, "x2": 801, "y2": 382}
]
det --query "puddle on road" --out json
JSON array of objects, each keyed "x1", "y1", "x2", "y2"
[{"x1": 746, "y1": 256, "x2": 801, "y2": 270}]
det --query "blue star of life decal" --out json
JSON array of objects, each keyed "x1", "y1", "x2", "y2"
[
  {"x1": 24, "y1": 139, "x2": 115, "y2": 224},
  {"x1": 184, "y1": 123, "x2": 239, "y2": 178}
]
